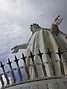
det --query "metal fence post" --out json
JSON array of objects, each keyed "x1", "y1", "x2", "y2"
[
  {"x1": 21, "y1": 53, "x2": 30, "y2": 80},
  {"x1": 0, "y1": 62, "x2": 10, "y2": 85},
  {"x1": 37, "y1": 49, "x2": 47, "y2": 77},
  {"x1": 56, "y1": 48, "x2": 65, "y2": 75},
  {"x1": 7, "y1": 58, "x2": 16, "y2": 83},
  {"x1": 29, "y1": 51, "x2": 38, "y2": 78},
  {"x1": 0, "y1": 74, "x2": 4, "y2": 88},
  {"x1": 14, "y1": 55, "x2": 23, "y2": 81},
  {"x1": 46, "y1": 48, "x2": 56, "y2": 75}
]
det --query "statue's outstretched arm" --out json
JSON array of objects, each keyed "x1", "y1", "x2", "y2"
[
  {"x1": 11, "y1": 43, "x2": 28, "y2": 53},
  {"x1": 18, "y1": 43, "x2": 28, "y2": 49},
  {"x1": 11, "y1": 34, "x2": 33, "y2": 54}
]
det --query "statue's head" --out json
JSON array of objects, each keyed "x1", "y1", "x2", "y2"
[{"x1": 30, "y1": 23, "x2": 41, "y2": 34}]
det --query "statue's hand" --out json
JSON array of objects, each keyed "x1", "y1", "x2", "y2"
[
  {"x1": 11, "y1": 46, "x2": 19, "y2": 53},
  {"x1": 52, "y1": 15, "x2": 63, "y2": 25}
]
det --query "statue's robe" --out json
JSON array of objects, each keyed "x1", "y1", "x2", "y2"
[{"x1": 24, "y1": 27, "x2": 67, "y2": 89}]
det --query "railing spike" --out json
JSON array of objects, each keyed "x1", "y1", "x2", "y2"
[
  {"x1": 0, "y1": 74, "x2": 4, "y2": 88},
  {"x1": 37, "y1": 49, "x2": 47, "y2": 77},
  {"x1": 46, "y1": 48, "x2": 56, "y2": 75},
  {"x1": 29, "y1": 51, "x2": 35, "y2": 62},
  {"x1": 37, "y1": 49, "x2": 43, "y2": 60},
  {"x1": 29, "y1": 51, "x2": 38, "y2": 78},
  {"x1": 7, "y1": 58, "x2": 16, "y2": 83},
  {"x1": 0, "y1": 61, "x2": 5, "y2": 70},
  {"x1": 21, "y1": 53, "x2": 26, "y2": 65},
  {"x1": 14, "y1": 55, "x2": 23, "y2": 81},
  {"x1": 46, "y1": 48, "x2": 53, "y2": 58},
  {"x1": 0, "y1": 62, "x2": 10, "y2": 85},
  {"x1": 56, "y1": 48, "x2": 63, "y2": 59},
  {"x1": 56, "y1": 48, "x2": 65, "y2": 75},
  {"x1": 7, "y1": 58, "x2": 12, "y2": 67},
  {"x1": 21, "y1": 53, "x2": 30, "y2": 80}
]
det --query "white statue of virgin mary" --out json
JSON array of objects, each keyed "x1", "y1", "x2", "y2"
[{"x1": 11, "y1": 15, "x2": 67, "y2": 89}]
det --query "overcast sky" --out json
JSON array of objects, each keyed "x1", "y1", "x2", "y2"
[{"x1": 0, "y1": 0, "x2": 67, "y2": 63}]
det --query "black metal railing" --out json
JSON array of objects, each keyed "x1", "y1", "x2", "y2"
[{"x1": 0, "y1": 48, "x2": 67, "y2": 88}]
